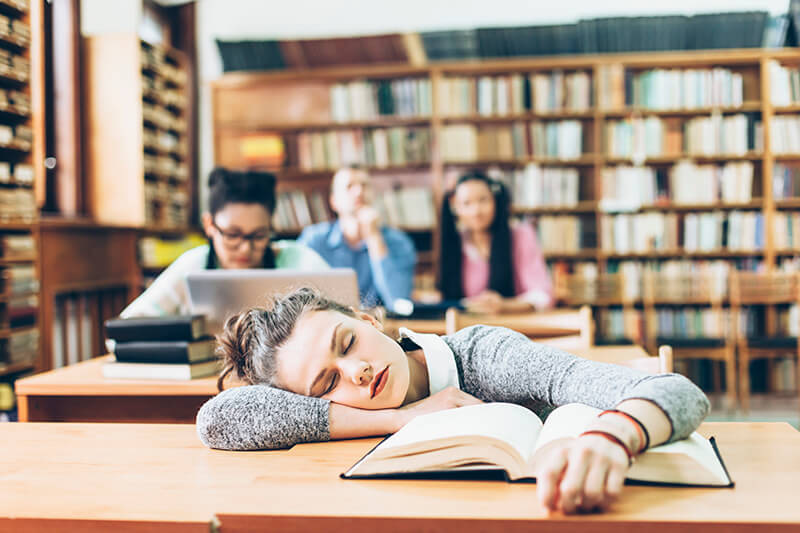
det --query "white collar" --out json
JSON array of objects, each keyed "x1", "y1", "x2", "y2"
[{"x1": 398, "y1": 327, "x2": 460, "y2": 394}]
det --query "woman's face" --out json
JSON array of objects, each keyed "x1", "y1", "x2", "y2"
[
  {"x1": 203, "y1": 203, "x2": 272, "y2": 269},
  {"x1": 274, "y1": 309, "x2": 412, "y2": 410},
  {"x1": 450, "y1": 180, "x2": 496, "y2": 233}
]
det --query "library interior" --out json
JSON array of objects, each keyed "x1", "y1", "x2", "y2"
[{"x1": 2, "y1": 0, "x2": 800, "y2": 530}]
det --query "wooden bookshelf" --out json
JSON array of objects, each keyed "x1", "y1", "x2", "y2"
[
  {"x1": 211, "y1": 48, "x2": 800, "y2": 337},
  {"x1": 0, "y1": 0, "x2": 41, "y2": 385},
  {"x1": 83, "y1": 34, "x2": 192, "y2": 229}
]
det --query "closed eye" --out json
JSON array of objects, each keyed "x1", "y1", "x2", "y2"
[
  {"x1": 343, "y1": 333, "x2": 355, "y2": 354},
  {"x1": 324, "y1": 372, "x2": 339, "y2": 395}
]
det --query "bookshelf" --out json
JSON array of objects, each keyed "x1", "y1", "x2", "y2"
[
  {"x1": 83, "y1": 34, "x2": 192, "y2": 231},
  {"x1": 0, "y1": 0, "x2": 39, "y2": 385},
  {"x1": 211, "y1": 48, "x2": 800, "y2": 326}
]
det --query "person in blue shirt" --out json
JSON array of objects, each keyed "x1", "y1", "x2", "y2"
[{"x1": 298, "y1": 166, "x2": 416, "y2": 310}]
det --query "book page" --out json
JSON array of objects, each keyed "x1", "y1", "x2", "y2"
[
  {"x1": 378, "y1": 403, "x2": 543, "y2": 462},
  {"x1": 630, "y1": 432, "x2": 731, "y2": 486},
  {"x1": 533, "y1": 402, "x2": 600, "y2": 453}
]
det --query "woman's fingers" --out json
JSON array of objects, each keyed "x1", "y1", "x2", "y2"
[
  {"x1": 558, "y1": 444, "x2": 593, "y2": 514},
  {"x1": 536, "y1": 446, "x2": 569, "y2": 511},
  {"x1": 581, "y1": 458, "x2": 611, "y2": 511}
]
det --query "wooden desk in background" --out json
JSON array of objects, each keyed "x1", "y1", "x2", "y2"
[
  {"x1": 14, "y1": 346, "x2": 650, "y2": 423},
  {"x1": 0, "y1": 422, "x2": 798, "y2": 532},
  {"x1": 14, "y1": 355, "x2": 217, "y2": 423}
]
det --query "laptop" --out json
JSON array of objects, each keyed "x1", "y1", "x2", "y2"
[{"x1": 186, "y1": 268, "x2": 360, "y2": 334}]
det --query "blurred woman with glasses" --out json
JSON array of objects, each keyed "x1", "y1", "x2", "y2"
[{"x1": 120, "y1": 167, "x2": 328, "y2": 317}]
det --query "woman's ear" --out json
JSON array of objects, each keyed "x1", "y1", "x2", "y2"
[
  {"x1": 353, "y1": 309, "x2": 384, "y2": 332},
  {"x1": 201, "y1": 213, "x2": 214, "y2": 239}
]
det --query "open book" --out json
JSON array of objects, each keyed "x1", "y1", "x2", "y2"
[{"x1": 343, "y1": 403, "x2": 733, "y2": 487}]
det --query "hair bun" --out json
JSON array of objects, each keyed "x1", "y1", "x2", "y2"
[{"x1": 208, "y1": 167, "x2": 230, "y2": 189}]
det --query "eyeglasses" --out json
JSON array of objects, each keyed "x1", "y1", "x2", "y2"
[{"x1": 211, "y1": 220, "x2": 271, "y2": 250}]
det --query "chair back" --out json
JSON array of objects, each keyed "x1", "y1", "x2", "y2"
[
  {"x1": 445, "y1": 305, "x2": 594, "y2": 347},
  {"x1": 729, "y1": 270, "x2": 800, "y2": 306}
]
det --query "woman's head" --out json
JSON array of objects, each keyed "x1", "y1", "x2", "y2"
[
  {"x1": 438, "y1": 170, "x2": 514, "y2": 300},
  {"x1": 216, "y1": 288, "x2": 414, "y2": 409},
  {"x1": 202, "y1": 167, "x2": 277, "y2": 269}
]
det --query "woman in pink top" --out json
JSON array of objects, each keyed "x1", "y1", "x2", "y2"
[{"x1": 438, "y1": 170, "x2": 553, "y2": 314}]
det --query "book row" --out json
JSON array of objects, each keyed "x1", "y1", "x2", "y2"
[
  {"x1": 295, "y1": 128, "x2": 432, "y2": 171},
  {"x1": 0, "y1": 49, "x2": 28, "y2": 83},
  {"x1": 0, "y1": 161, "x2": 34, "y2": 186},
  {"x1": 142, "y1": 103, "x2": 186, "y2": 132},
  {"x1": 0, "y1": 188, "x2": 34, "y2": 220},
  {"x1": 598, "y1": 211, "x2": 765, "y2": 254},
  {"x1": 773, "y1": 163, "x2": 800, "y2": 199},
  {"x1": 142, "y1": 154, "x2": 189, "y2": 180},
  {"x1": 772, "y1": 212, "x2": 800, "y2": 250},
  {"x1": 272, "y1": 186, "x2": 437, "y2": 233},
  {"x1": 0, "y1": 234, "x2": 32, "y2": 259},
  {"x1": 604, "y1": 114, "x2": 761, "y2": 159},
  {"x1": 0, "y1": 265, "x2": 37, "y2": 295},
  {"x1": 437, "y1": 72, "x2": 592, "y2": 116},
  {"x1": 769, "y1": 116, "x2": 800, "y2": 154},
  {"x1": 0, "y1": 14, "x2": 29, "y2": 47},
  {"x1": 0, "y1": 88, "x2": 29, "y2": 115},
  {"x1": 329, "y1": 78, "x2": 432, "y2": 121},
  {"x1": 600, "y1": 161, "x2": 755, "y2": 209},
  {"x1": 1, "y1": 293, "x2": 36, "y2": 329},
  {"x1": 0, "y1": 123, "x2": 32, "y2": 151},
  {"x1": 0, "y1": 327, "x2": 38, "y2": 367},
  {"x1": 597, "y1": 303, "x2": 799, "y2": 342},
  {"x1": 627, "y1": 68, "x2": 744, "y2": 110},
  {"x1": 143, "y1": 128, "x2": 186, "y2": 157},
  {"x1": 768, "y1": 60, "x2": 800, "y2": 107},
  {"x1": 441, "y1": 121, "x2": 583, "y2": 162}
]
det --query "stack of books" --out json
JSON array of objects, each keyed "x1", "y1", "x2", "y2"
[{"x1": 103, "y1": 315, "x2": 218, "y2": 380}]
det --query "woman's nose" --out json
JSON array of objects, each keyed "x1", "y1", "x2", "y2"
[{"x1": 341, "y1": 359, "x2": 372, "y2": 386}]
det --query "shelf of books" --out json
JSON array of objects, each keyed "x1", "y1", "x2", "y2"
[
  {"x1": 0, "y1": 0, "x2": 38, "y2": 387},
  {"x1": 84, "y1": 34, "x2": 192, "y2": 231},
  {"x1": 212, "y1": 49, "x2": 800, "y2": 359}
]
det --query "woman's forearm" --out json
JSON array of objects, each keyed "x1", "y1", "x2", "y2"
[
  {"x1": 328, "y1": 403, "x2": 399, "y2": 439},
  {"x1": 615, "y1": 398, "x2": 672, "y2": 449}
]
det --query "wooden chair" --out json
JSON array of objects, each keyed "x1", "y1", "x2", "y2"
[
  {"x1": 641, "y1": 270, "x2": 736, "y2": 409},
  {"x1": 729, "y1": 270, "x2": 800, "y2": 414},
  {"x1": 444, "y1": 305, "x2": 594, "y2": 348},
  {"x1": 622, "y1": 345, "x2": 674, "y2": 374},
  {"x1": 573, "y1": 344, "x2": 673, "y2": 374}
]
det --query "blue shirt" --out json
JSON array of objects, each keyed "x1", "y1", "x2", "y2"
[{"x1": 298, "y1": 221, "x2": 416, "y2": 309}]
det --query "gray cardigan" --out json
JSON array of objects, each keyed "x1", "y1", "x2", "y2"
[{"x1": 196, "y1": 325, "x2": 710, "y2": 450}]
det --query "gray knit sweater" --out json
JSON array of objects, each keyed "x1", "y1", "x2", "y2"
[{"x1": 196, "y1": 325, "x2": 709, "y2": 450}]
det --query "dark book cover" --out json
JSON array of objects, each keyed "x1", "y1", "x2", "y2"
[
  {"x1": 216, "y1": 40, "x2": 286, "y2": 72},
  {"x1": 420, "y1": 30, "x2": 479, "y2": 60},
  {"x1": 105, "y1": 315, "x2": 206, "y2": 343},
  {"x1": 113, "y1": 338, "x2": 217, "y2": 364}
]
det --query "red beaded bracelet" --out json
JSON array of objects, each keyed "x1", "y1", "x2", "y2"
[{"x1": 579, "y1": 430, "x2": 635, "y2": 465}]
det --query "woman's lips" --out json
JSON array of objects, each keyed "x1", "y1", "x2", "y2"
[{"x1": 370, "y1": 366, "x2": 389, "y2": 399}]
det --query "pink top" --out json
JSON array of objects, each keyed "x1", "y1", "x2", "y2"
[{"x1": 461, "y1": 222, "x2": 553, "y2": 308}]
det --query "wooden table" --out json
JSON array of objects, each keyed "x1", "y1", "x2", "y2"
[
  {"x1": 13, "y1": 346, "x2": 650, "y2": 423},
  {"x1": 14, "y1": 355, "x2": 217, "y2": 423},
  {"x1": 0, "y1": 422, "x2": 797, "y2": 532}
]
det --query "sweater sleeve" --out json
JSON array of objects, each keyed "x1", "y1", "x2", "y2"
[
  {"x1": 195, "y1": 384, "x2": 331, "y2": 450},
  {"x1": 442, "y1": 325, "x2": 709, "y2": 442}
]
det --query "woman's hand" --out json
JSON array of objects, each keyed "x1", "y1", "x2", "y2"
[
  {"x1": 463, "y1": 290, "x2": 504, "y2": 314},
  {"x1": 391, "y1": 387, "x2": 483, "y2": 432},
  {"x1": 533, "y1": 434, "x2": 631, "y2": 514}
]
